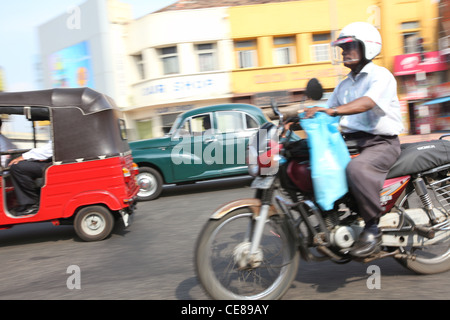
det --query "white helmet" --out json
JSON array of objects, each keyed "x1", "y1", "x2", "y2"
[{"x1": 332, "y1": 22, "x2": 382, "y2": 61}]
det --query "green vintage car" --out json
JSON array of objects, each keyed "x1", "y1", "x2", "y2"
[{"x1": 130, "y1": 104, "x2": 270, "y2": 200}]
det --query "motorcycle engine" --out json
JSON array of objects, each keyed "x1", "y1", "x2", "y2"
[{"x1": 330, "y1": 224, "x2": 362, "y2": 249}]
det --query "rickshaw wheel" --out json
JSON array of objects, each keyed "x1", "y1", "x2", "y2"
[{"x1": 74, "y1": 206, "x2": 115, "y2": 242}]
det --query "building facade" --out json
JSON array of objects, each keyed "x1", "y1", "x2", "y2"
[
  {"x1": 38, "y1": 0, "x2": 131, "y2": 106},
  {"x1": 126, "y1": 0, "x2": 442, "y2": 138},
  {"x1": 38, "y1": 0, "x2": 445, "y2": 138},
  {"x1": 124, "y1": 6, "x2": 234, "y2": 139},
  {"x1": 417, "y1": 0, "x2": 450, "y2": 134},
  {"x1": 227, "y1": 0, "x2": 441, "y2": 134}
]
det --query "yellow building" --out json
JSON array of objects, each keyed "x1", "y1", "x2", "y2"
[{"x1": 228, "y1": 0, "x2": 441, "y2": 132}]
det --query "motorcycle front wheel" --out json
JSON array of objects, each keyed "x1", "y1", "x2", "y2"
[{"x1": 195, "y1": 207, "x2": 299, "y2": 300}]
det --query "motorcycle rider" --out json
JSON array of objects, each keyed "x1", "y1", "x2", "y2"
[{"x1": 304, "y1": 22, "x2": 404, "y2": 257}]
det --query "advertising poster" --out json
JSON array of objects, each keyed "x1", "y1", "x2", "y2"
[{"x1": 49, "y1": 41, "x2": 95, "y2": 88}]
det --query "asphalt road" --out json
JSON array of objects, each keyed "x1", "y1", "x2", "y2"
[{"x1": 0, "y1": 176, "x2": 448, "y2": 300}]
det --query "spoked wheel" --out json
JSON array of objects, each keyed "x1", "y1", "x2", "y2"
[
  {"x1": 195, "y1": 208, "x2": 299, "y2": 300},
  {"x1": 396, "y1": 180, "x2": 450, "y2": 274}
]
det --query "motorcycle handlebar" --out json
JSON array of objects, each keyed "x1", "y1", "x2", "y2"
[{"x1": 283, "y1": 116, "x2": 302, "y2": 131}]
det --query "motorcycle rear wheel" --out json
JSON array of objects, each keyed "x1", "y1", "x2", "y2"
[
  {"x1": 396, "y1": 183, "x2": 450, "y2": 274},
  {"x1": 195, "y1": 208, "x2": 299, "y2": 300}
]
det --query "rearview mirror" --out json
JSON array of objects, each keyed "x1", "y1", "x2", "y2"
[{"x1": 271, "y1": 98, "x2": 283, "y2": 123}]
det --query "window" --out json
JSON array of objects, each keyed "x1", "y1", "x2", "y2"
[
  {"x1": 178, "y1": 119, "x2": 191, "y2": 136},
  {"x1": 401, "y1": 21, "x2": 420, "y2": 30},
  {"x1": 161, "y1": 113, "x2": 180, "y2": 135},
  {"x1": 132, "y1": 54, "x2": 145, "y2": 80},
  {"x1": 273, "y1": 36, "x2": 296, "y2": 65},
  {"x1": 404, "y1": 33, "x2": 421, "y2": 54},
  {"x1": 245, "y1": 114, "x2": 259, "y2": 129},
  {"x1": 401, "y1": 22, "x2": 421, "y2": 54},
  {"x1": 118, "y1": 119, "x2": 128, "y2": 140},
  {"x1": 311, "y1": 33, "x2": 331, "y2": 62},
  {"x1": 179, "y1": 114, "x2": 212, "y2": 136},
  {"x1": 196, "y1": 43, "x2": 217, "y2": 72},
  {"x1": 216, "y1": 111, "x2": 258, "y2": 133},
  {"x1": 159, "y1": 46, "x2": 179, "y2": 75},
  {"x1": 216, "y1": 111, "x2": 244, "y2": 133},
  {"x1": 235, "y1": 40, "x2": 257, "y2": 68},
  {"x1": 136, "y1": 119, "x2": 153, "y2": 139},
  {"x1": 190, "y1": 114, "x2": 211, "y2": 135}
]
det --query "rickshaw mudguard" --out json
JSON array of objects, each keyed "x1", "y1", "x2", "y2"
[
  {"x1": 210, "y1": 198, "x2": 278, "y2": 220},
  {"x1": 62, "y1": 190, "x2": 124, "y2": 218}
]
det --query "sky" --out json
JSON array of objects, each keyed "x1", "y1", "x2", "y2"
[{"x1": 0, "y1": 0, "x2": 178, "y2": 91}]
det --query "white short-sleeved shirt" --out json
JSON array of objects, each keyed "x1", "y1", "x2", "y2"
[
  {"x1": 23, "y1": 140, "x2": 53, "y2": 161},
  {"x1": 327, "y1": 62, "x2": 404, "y2": 136}
]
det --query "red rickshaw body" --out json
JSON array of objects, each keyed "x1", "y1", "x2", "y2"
[
  {"x1": 0, "y1": 156, "x2": 139, "y2": 226},
  {"x1": 0, "y1": 88, "x2": 139, "y2": 241}
]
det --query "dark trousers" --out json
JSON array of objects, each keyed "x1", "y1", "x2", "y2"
[
  {"x1": 344, "y1": 132, "x2": 401, "y2": 225},
  {"x1": 9, "y1": 160, "x2": 49, "y2": 206}
]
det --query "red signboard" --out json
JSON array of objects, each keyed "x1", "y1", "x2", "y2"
[{"x1": 394, "y1": 51, "x2": 448, "y2": 76}]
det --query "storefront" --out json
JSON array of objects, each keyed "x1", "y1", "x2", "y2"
[
  {"x1": 394, "y1": 51, "x2": 448, "y2": 134},
  {"x1": 423, "y1": 82, "x2": 450, "y2": 132}
]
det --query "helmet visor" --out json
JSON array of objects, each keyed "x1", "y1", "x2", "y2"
[{"x1": 331, "y1": 37, "x2": 361, "y2": 65}]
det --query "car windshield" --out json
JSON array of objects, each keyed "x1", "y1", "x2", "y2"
[{"x1": 168, "y1": 116, "x2": 183, "y2": 136}]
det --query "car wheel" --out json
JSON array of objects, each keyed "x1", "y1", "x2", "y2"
[
  {"x1": 136, "y1": 166, "x2": 163, "y2": 201},
  {"x1": 74, "y1": 206, "x2": 114, "y2": 242}
]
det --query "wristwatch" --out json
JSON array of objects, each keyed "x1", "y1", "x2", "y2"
[{"x1": 331, "y1": 107, "x2": 338, "y2": 117}]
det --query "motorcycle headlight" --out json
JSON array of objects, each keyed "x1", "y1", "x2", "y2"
[{"x1": 247, "y1": 123, "x2": 280, "y2": 176}]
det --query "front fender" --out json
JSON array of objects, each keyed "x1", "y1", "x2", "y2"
[
  {"x1": 134, "y1": 152, "x2": 174, "y2": 183},
  {"x1": 210, "y1": 198, "x2": 278, "y2": 220}
]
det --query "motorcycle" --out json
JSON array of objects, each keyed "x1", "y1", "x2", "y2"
[{"x1": 195, "y1": 81, "x2": 450, "y2": 300}]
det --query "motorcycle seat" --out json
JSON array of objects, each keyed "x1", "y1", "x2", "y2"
[{"x1": 387, "y1": 139, "x2": 450, "y2": 179}]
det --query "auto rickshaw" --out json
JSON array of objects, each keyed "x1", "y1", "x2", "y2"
[{"x1": 0, "y1": 87, "x2": 139, "y2": 241}]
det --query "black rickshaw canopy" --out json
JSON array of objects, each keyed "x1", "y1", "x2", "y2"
[
  {"x1": 0, "y1": 87, "x2": 117, "y2": 117},
  {"x1": 0, "y1": 88, "x2": 130, "y2": 163}
]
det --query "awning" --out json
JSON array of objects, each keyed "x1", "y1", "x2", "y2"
[{"x1": 423, "y1": 96, "x2": 450, "y2": 105}]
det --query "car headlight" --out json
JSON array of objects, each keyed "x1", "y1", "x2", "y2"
[{"x1": 248, "y1": 163, "x2": 260, "y2": 177}]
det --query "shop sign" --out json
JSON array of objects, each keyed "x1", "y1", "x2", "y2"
[
  {"x1": 394, "y1": 51, "x2": 447, "y2": 76},
  {"x1": 134, "y1": 73, "x2": 230, "y2": 106}
]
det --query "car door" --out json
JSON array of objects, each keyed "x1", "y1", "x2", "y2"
[
  {"x1": 171, "y1": 113, "x2": 222, "y2": 181},
  {"x1": 215, "y1": 110, "x2": 260, "y2": 175}
]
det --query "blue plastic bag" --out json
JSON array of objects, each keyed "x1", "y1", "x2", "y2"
[{"x1": 299, "y1": 108, "x2": 350, "y2": 211}]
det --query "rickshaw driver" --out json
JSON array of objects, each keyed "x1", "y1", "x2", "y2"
[{"x1": 8, "y1": 140, "x2": 52, "y2": 216}]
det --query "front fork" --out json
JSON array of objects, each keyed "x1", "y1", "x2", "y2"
[
  {"x1": 248, "y1": 187, "x2": 274, "y2": 259},
  {"x1": 249, "y1": 204, "x2": 271, "y2": 256}
]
